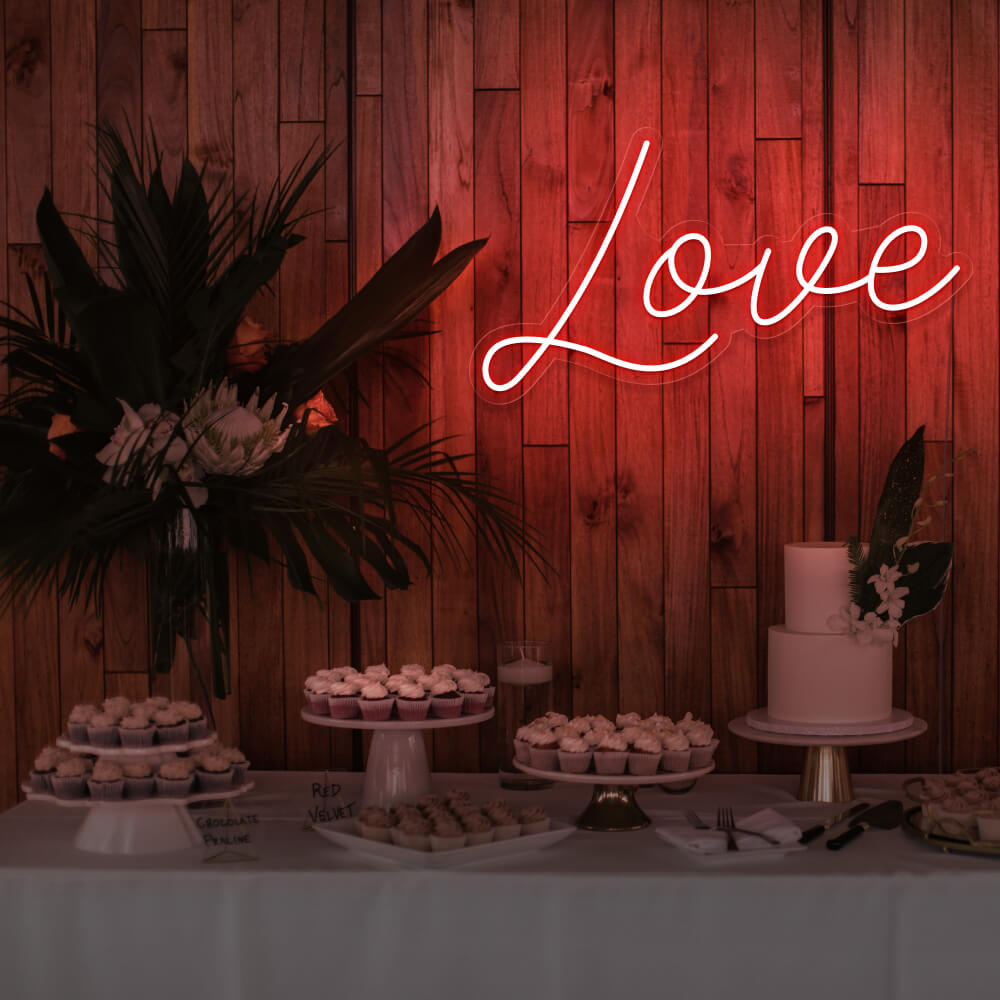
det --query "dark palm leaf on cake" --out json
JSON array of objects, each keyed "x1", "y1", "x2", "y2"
[
  {"x1": 0, "y1": 125, "x2": 539, "y2": 702},
  {"x1": 836, "y1": 426, "x2": 954, "y2": 645}
]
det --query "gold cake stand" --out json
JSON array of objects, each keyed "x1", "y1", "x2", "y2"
[
  {"x1": 728, "y1": 714, "x2": 927, "y2": 803},
  {"x1": 513, "y1": 760, "x2": 715, "y2": 831}
]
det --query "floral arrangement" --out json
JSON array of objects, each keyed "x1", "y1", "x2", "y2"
[
  {"x1": 827, "y1": 426, "x2": 954, "y2": 645},
  {"x1": 0, "y1": 127, "x2": 533, "y2": 699}
]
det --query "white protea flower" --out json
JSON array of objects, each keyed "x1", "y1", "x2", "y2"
[
  {"x1": 96, "y1": 399, "x2": 206, "y2": 507},
  {"x1": 183, "y1": 379, "x2": 290, "y2": 476},
  {"x1": 868, "y1": 563, "x2": 904, "y2": 600}
]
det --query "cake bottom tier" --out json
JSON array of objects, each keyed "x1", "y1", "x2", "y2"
[{"x1": 767, "y1": 625, "x2": 893, "y2": 725}]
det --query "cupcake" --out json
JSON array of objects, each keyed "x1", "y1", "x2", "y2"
[
  {"x1": 67, "y1": 704, "x2": 98, "y2": 743},
  {"x1": 152, "y1": 706, "x2": 189, "y2": 744},
  {"x1": 513, "y1": 725, "x2": 535, "y2": 764},
  {"x1": 396, "y1": 681, "x2": 431, "y2": 721},
  {"x1": 86, "y1": 711, "x2": 120, "y2": 747},
  {"x1": 582, "y1": 728, "x2": 604, "y2": 749},
  {"x1": 461, "y1": 812, "x2": 495, "y2": 846},
  {"x1": 526, "y1": 727, "x2": 559, "y2": 770},
  {"x1": 616, "y1": 712, "x2": 641, "y2": 728},
  {"x1": 363, "y1": 663, "x2": 391, "y2": 683},
  {"x1": 685, "y1": 720, "x2": 718, "y2": 767},
  {"x1": 458, "y1": 674, "x2": 489, "y2": 715},
  {"x1": 101, "y1": 696, "x2": 133, "y2": 721},
  {"x1": 50, "y1": 756, "x2": 90, "y2": 799},
  {"x1": 557, "y1": 735, "x2": 593, "y2": 773},
  {"x1": 659, "y1": 728, "x2": 692, "y2": 772},
  {"x1": 196, "y1": 753, "x2": 235, "y2": 793},
  {"x1": 519, "y1": 806, "x2": 550, "y2": 835},
  {"x1": 391, "y1": 815, "x2": 431, "y2": 851},
  {"x1": 303, "y1": 675, "x2": 332, "y2": 715},
  {"x1": 358, "y1": 806, "x2": 395, "y2": 842},
  {"x1": 593, "y1": 731, "x2": 629, "y2": 775},
  {"x1": 477, "y1": 672, "x2": 496, "y2": 709},
  {"x1": 118, "y1": 711, "x2": 156, "y2": 748},
  {"x1": 490, "y1": 810, "x2": 522, "y2": 841},
  {"x1": 429, "y1": 818, "x2": 467, "y2": 852},
  {"x1": 429, "y1": 678, "x2": 464, "y2": 719},
  {"x1": 87, "y1": 760, "x2": 125, "y2": 801},
  {"x1": 218, "y1": 747, "x2": 249, "y2": 785},
  {"x1": 430, "y1": 663, "x2": 457, "y2": 679},
  {"x1": 30, "y1": 747, "x2": 65, "y2": 792},
  {"x1": 399, "y1": 663, "x2": 425, "y2": 680},
  {"x1": 628, "y1": 731, "x2": 663, "y2": 776},
  {"x1": 122, "y1": 761, "x2": 155, "y2": 798},
  {"x1": 175, "y1": 701, "x2": 209, "y2": 740},
  {"x1": 140, "y1": 697, "x2": 170, "y2": 716},
  {"x1": 155, "y1": 758, "x2": 196, "y2": 797},
  {"x1": 542, "y1": 712, "x2": 569, "y2": 727},
  {"x1": 385, "y1": 673, "x2": 409, "y2": 694},
  {"x1": 327, "y1": 679, "x2": 361, "y2": 719},
  {"x1": 357, "y1": 681, "x2": 394, "y2": 721}
]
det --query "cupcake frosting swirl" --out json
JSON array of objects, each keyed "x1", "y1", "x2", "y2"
[
  {"x1": 92, "y1": 760, "x2": 123, "y2": 782},
  {"x1": 359, "y1": 681, "x2": 389, "y2": 700},
  {"x1": 430, "y1": 678, "x2": 458, "y2": 697},
  {"x1": 398, "y1": 681, "x2": 426, "y2": 700},
  {"x1": 598, "y1": 732, "x2": 628, "y2": 752},
  {"x1": 660, "y1": 729, "x2": 690, "y2": 751},
  {"x1": 329, "y1": 681, "x2": 359, "y2": 697},
  {"x1": 558, "y1": 735, "x2": 589, "y2": 753}
]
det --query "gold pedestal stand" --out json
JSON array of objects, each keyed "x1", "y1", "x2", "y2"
[{"x1": 729, "y1": 714, "x2": 927, "y2": 804}]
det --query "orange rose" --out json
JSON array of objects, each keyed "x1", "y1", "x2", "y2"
[
  {"x1": 293, "y1": 391, "x2": 338, "y2": 435},
  {"x1": 47, "y1": 413, "x2": 79, "y2": 459},
  {"x1": 226, "y1": 316, "x2": 272, "y2": 374}
]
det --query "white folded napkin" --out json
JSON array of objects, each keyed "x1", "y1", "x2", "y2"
[{"x1": 657, "y1": 808, "x2": 802, "y2": 854}]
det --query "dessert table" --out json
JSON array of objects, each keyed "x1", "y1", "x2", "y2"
[{"x1": 0, "y1": 771, "x2": 997, "y2": 1000}]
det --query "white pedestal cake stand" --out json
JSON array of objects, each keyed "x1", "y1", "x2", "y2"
[
  {"x1": 729, "y1": 713, "x2": 927, "y2": 803},
  {"x1": 22, "y1": 781, "x2": 254, "y2": 854},
  {"x1": 301, "y1": 709, "x2": 494, "y2": 808},
  {"x1": 513, "y1": 760, "x2": 716, "y2": 831}
]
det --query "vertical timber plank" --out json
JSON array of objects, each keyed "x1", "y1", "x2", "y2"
[
  {"x1": 325, "y1": 0, "x2": 350, "y2": 240},
  {"x1": 474, "y1": 0, "x2": 518, "y2": 89},
  {"x1": 141, "y1": 28, "x2": 187, "y2": 194},
  {"x1": 859, "y1": 0, "x2": 904, "y2": 183},
  {"x1": 755, "y1": 0, "x2": 802, "y2": 139},
  {"x1": 712, "y1": 588, "x2": 757, "y2": 771},
  {"x1": 280, "y1": 0, "x2": 324, "y2": 122}
]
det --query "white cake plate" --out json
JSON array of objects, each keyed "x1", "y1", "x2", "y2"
[
  {"x1": 22, "y1": 781, "x2": 254, "y2": 855},
  {"x1": 513, "y1": 760, "x2": 716, "y2": 831},
  {"x1": 55, "y1": 733, "x2": 218, "y2": 757},
  {"x1": 729, "y1": 713, "x2": 928, "y2": 803},
  {"x1": 744, "y1": 707, "x2": 914, "y2": 737},
  {"x1": 301, "y1": 709, "x2": 494, "y2": 808}
]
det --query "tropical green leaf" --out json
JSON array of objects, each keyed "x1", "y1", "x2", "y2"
[{"x1": 897, "y1": 541, "x2": 953, "y2": 624}]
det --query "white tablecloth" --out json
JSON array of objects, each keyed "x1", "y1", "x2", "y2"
[{"x1": 0, "y1": 772, "x2": 996, "y2": 1000}]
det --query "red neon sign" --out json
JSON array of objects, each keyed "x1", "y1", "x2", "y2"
[{"x1": 479, "y1": 138, "x2": 965, "y2": 397}]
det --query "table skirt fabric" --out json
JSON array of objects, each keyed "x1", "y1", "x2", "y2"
[{"x1": 0, "y1": 773, "x2": 996, "y2": 1000}]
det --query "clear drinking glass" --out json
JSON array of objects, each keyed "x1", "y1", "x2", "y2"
[{"x1": 496, "y1": 639, "x2": 554, "y2": 789}]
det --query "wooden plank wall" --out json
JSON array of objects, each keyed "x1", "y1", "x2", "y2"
[{"x1": 1, "y1": 0, "x2": 997, "y2": 808}]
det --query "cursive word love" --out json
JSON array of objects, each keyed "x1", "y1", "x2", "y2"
[{"x1": 479, "y1": 139, "x2": 962, "y2": 396}]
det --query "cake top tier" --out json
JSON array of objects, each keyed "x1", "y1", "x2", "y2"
[{"x1": 784, "y1": 542, "x2": 854, "y2": 634}]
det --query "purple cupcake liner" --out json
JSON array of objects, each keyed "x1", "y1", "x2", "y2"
[
  {"x1": 187, "y1": 718, "x2": 210, "y2": 740},
  {"x1": 430, "y1": 696, "x2": 464, "y2": 719},
  {"x1": 557, "y1": 749, "x2": 593, "y2": 774},
  {"x1": 529, "y1": 746, "x2": 559, "y2": 770},
  {"x1": 86, "y1": 726, "x2": 120, "y2": 748},
  {"x1": 49, "y1": 775, "x2": 87, "y2": 799},
  {"x1": 627, "y1": 752, "x2": 661, "y2": 776},
  {"x1": 87, "y1": 778, "x2": 125, "y2": 801},
  {"x1": 29, "y1": 770, "x2": 53, "y2": 793},
  {"x1": 513, "y1": 739, "x2": 532, "y2": 764},
  {"x1": 484, "y1": 686, "x2": 496, "y2": 709},
  {"x1": 231, "y1": 761, "x2": 250, "y2": 786},
  {"x1": 156, "y1": 721, "x2": 191, "y2": 745},
  {"x1": 327, "y1": 696, "x2": 360, "y2": 719},
  {"x1": 124, "y1": 776, "x2": 155, "y2": 799},
  {"x1": 67, "y1": 722, "x2": 90, "y2": 743},
  {"x1": 593, "y1": 750, "x2": 629, "y2": 775},
  {"x1": 396, "y1": 697, "x2": 431, "y2": 722},
  {"x1": 462, "y1": 691, "x2": 489, "y2": 715},
  {"x1": 196, "y1": 768, "x2": 235, "y2": 793},
  {"x1": 689, "y1": 739, "x2": 719, "y2": 769},
  {"x1": 661, "y1": 748, "x2": 692, "y2": 773},
  {"x1": 119, "y1": 727, "x2": 155, "y2": 748},
  {"x1": 155, "y1": 776, "x2": 194, "y2": 798},
  {"x1": 358, "y1": 697, "x2": 394, "y2": 722},
  {"x1": 304, "y1": 690, "x2": 331, "y2": 715}
]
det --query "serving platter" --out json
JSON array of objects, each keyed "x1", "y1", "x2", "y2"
[
  {"x1": 314, "y1": 816, "x2": 575, "y2": 868},
  {"x1": 902, "y1": 806, "x2": 1000, "y2": 858}
]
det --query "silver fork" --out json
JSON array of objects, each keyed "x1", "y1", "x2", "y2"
[
  {"x1": 716, "y1": 806, "x2": 781, "y2": 847},
  {"x1": 716, "y1": 806, "x2": 738, "y2": 851}
]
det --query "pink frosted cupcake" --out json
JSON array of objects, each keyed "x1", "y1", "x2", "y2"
[
  {"x1": 152, "y1": 707, "x2": 190, "y2": 744},
  {"x1": 67, "y1": 704, "x2": 98, "y2": 743},
  {"x1": 101, "y1": 696, "x2": 133, "y2": 721},
  {"x1": 396, "y1": 681, "x2": 431, "y2": 721},
  {"x1": 399, "y1": 663, "x2": 425, "y2": 680},
  {"x1": 556, "y1": 735, "x2": 593, "y2": 773},
  {"x1": 50, "y1": 757, "x2": 90, "y2": 799},
  {"x1": 685, "y1": 720, "x2": 718, "y2": 767},
  {"x1": 30, "y1": 747, "x2": 66, "y2": 792},
  {"x1": 659, "y1": 728, "x2": 692, "y2": 772},
  {"x1": 593, "y1": 731, "x2": 629, "y2": 775},
  {"x1": 221, "y1": 747, "x2": 250, "y2": 785},
  {"x1": 87, "y1": 760, "x2": 125, "y2": 800},
  {"x1": 385, "y1": 673, "x2": 408, "y2": 695},
  {"x1": 391, "y1": 815, "x2": 431, "y2": 851},
  {"x1": 119, "y1": 711, "x2": 156, "y2": 748},
  {"x1": 175, "y1": 701, "x2": 209, "y2": 740},
  {"x1": 196, "y1": 753, "x2": 235, "y2": 793},
  {"x1": 304, "y1": 675, "x2": 332, "y2": 715},
  {"x1": 429, "y1": 818, "x2": 467, "y2": 851},
  {"x1": 526, "y1": 727, "x2": 559, "y2": 770},
  {"x1": 327, "y1": 679, "x2": 361, "y2": 719},
  {"x1": 519, "y1": 806, "x2": 550, "y2": 835},
  {"x1": 461, "y1": 812, "x2": 495, "y2": 846},
  {"x1": 358, "y1": 806, "x2": 395, "y2": 842},
  {"x1": 363, "y1": 663, "x2": 391, "y2": 683},
  {"x1": 490, "y1": 809, "x2": 522, "y2": 841},
  {"x1": 430, "y1": 678, "x2": 464, "y2": 719},
  {"x1": 628, "y1": 731, "x2": 663, "y2": 776},
  {"x1": 358, "y1": 681, "x2": 394, "y2": 721},
  {"x1": 122, "y1": 761, "x2": 155, "y2": 798},
  {"x1": 155, "y1": 758, "x2": 196, "y2": 797},
  {"x1": 458, "y1": 674, "x2": 489, "y2": 715},
  {"x1": 513, "y1": 725, "x2": 535, "y2": 764}
]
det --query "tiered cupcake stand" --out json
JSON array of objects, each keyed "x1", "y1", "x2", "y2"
[
  {"x1": 301, "y1": 708, "x2": 494, "y2": 808},
  {"x1": 23, "y1": 733, "x2": 254, "y2": 855},
  {"x1": 513, "y1": 760, "x2": 716, "y2": 832},
  {"x1": 729, "y1": 710, "x2": 927, "y2": 803}
]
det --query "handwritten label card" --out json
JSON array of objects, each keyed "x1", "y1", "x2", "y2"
[
  {"x1": 306, "y1": 775, "x2": 357, "y2": 827},
  {"x1": 198, "y1": 800, "x2": 260, "y2": 863}
]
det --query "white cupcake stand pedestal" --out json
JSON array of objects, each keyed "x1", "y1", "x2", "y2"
[
  {"x1": 513, "y1": 760, "x2": 716, "y2": 832},
  {"x1": 301, "y1": 709, "x2": 494, "y2": 809},
  {"x1": 22, "y1": 781, "x2": 254, "y2": 855},
  {"x1": 729, "y1": 713, "x2": 927, "y2": 803},
  {"x1": 27, "y1": 732, "x2": 255, "y2": 855}
]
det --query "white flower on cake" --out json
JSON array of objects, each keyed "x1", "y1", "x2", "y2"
[
  {"x1": 827, "y1": 599, "x2": 901, "y2": 646},
  {"x1": 96, "y1": 400, "x2": 207, "y2": 507},
  {"x1": 182, "y1": 379, "x2": 290, "y2": 476}
]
